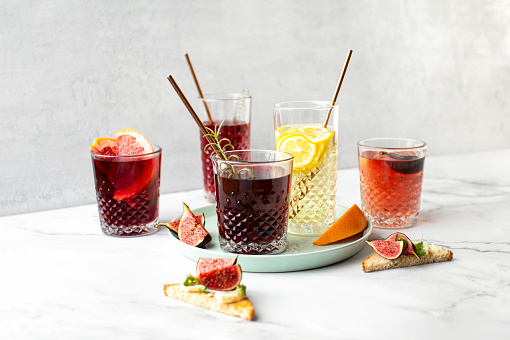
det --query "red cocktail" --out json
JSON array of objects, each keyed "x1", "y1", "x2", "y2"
[
  {"x1": 212, "y1": 150, "x2": 293, "y2": 254},
  {"x1": 91, "y1": 145, "x2": 162, "y2": 237},
  {"x1": 200, "y1": 119, "x2": 250, "y2": 200},
  {"x1": 358, "y1": 138, "x2": 426, "y2": 228},
  {"x1": 199, "y1": 93, "x2": 251, "y2": 202}
]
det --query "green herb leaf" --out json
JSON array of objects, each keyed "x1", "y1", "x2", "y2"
[
  {"x1": 236, "y1": 284, "x2": 246, "y2": 295},
  {"x1": 414, "y1": 241, "x2": 427, "y2": 257},
  {"x1": 183, "y1": 275, "x2": 201, "y2": 287}
]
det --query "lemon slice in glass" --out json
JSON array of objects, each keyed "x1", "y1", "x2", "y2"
[
  {"x1": 297, "y1": 125, "x2": 334, "y2": 143},
  {"x1": 277, "y1": 135, "x2": 317, "y2": 170}
]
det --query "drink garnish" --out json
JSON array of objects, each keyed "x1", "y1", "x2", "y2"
[
  {"x1": 203, "y1": 120, "x2": 235, "y2": 161},
  {"x1": 90, "y1": 138, "x2": 117, "y2": 155},
  {"x1": 90, "y1": 129, "x2": 157, "y2": 202},
  {"x1": 380, "y1": 151, "x2": 418, "y2": 161},
  {"x1": 204, "y1": 121, "x2": 255, "y2": 180},
  {"x1": 377, "y1": 151, "x2": 424, "y2": 175},
  {"x1": 90, "y1": 129, "x2": 153, "y2": 155},
  {"x1": 233, "y1": 89, "x2": 250, "y2": 122},
  {"x1": 115, "y1": 129, "x2": 153, "y2": 154},
  {"x1": 276, "y1": 125, "x2": 333, "y2": 171}
]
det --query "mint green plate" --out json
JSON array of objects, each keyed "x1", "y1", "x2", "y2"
[{"x1": 168, "y1": 205, "x2": 372, "y2": 272}]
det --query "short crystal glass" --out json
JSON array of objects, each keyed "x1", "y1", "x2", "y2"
[
  {"x1": 358, "y1": 138, "x2": 426, "y2": 228},
  {"x1": 91, "y1": 146, "x2": 162, "y2": 236},
  {"x1": 273, "y1": 101, "x2": 339, "y2": 235},
  {"x1": 199, "y1": 93, "x2": 251, "y2": 203},
  {"x1": 212, "y1": 150, "x2": 293, "y2": 255}
]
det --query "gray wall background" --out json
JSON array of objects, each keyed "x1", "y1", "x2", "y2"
[{"x1": 2, "y1": 0, "x2": 509, "y2": 216}]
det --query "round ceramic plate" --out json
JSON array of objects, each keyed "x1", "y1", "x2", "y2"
[{"x1": 167, "y1": 205, "x2": 372, "y2": 272}]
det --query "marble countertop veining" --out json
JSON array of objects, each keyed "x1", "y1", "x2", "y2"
[{"x1": 1, "y1": 149, "x2": 510, "y2": 339}]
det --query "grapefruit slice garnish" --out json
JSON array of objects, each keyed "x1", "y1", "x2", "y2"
[
  {"x1": 115, "y1": 129, "x2": 153, "y2": 155},
  {"x1": 112, "y1": 130, "x2": 156, "y2": 201},
  {"x1": 90, "y1": 130, "x2": 156, "y2": 201},
  {"x1": 90, "y1": 138, "x2": 117, "y2": 155}
]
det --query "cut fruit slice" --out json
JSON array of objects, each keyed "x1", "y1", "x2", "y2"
[
  {"x1": 367, "y1": 240, "x2": 404, "y2": 260},
  {"x1": 90, "y1": 138, "x2": 117, "y2": 155},
  {"x1": 313, "y1": 204, "x2": 368, "y2": 246},
  {"x1": 115, "y1": 129, "x2": 153, "y2": 155},
  {"x1": 178, "y1": 203, "x2": 212, "y2": 247},
  {"x1": 277, "y1": 135, "x2": 317, "y2": 169},
  {"x1": 297, "y1": 125, "x2": 334, "y2": 143},
  {"x1": 198, "y1": 264, "x2": 242, "y2": 291},
  {"x1": 157, "y1": 213, "x2": 205, "y2": 235},
  {"x1": 385, "y1": 232, "x2": 419, "y2": 258},
  {"x1": 196, "y1": 258, "x2": 237, "y2": 275}
]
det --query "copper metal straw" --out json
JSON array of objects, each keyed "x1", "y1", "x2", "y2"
[
  {"x1": 184, "y1": 53, "x2": 214, "y2": 124},
  {"x1": 167, "y1": 75, "x2": 226, "y2": 160},
  {"x1": 322, "y1": 49, "x2": 353, "y2": 128}
]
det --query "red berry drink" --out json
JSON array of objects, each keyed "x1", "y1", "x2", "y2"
[
  {"x1": 91, "y1": 147, "x2": 162, "y2": 236},
  {"x1": 212, "y1": 150, "x2": 293, "y2": 255},
  {"x1": 359, "y1": 147, "x2": 425, "y2": 228},
  {"x1": 200, "y1": 119, "x2": 250, "y2": 201}
]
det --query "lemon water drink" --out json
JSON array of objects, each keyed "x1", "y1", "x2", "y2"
[{"x1": 274, "y1": 101, "x2": 339, "y2": 235}]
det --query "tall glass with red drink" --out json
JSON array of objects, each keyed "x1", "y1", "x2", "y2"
[
  {"x1": 199, "y1": 93, "x2": 251, "y2": 202},
  {"x1": 358, "y1": 138, "x2": 426, "y2": 228},
  {"x1": 212, "y1": 150, "x2": 293, "y2": 255},
  {"x1": 91, "y1": 146, "x2": 162, "y2": 236}
]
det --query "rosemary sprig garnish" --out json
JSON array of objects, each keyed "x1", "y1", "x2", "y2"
[
  {"x1": 203, "y1": 120, "x2": 254, "y2": 179},
  {"x1": 203, "y1": 120, "x2": 234, "y2": 160}
]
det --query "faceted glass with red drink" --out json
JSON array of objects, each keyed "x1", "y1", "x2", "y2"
[
  {"x1": 212, "y1": 150, "x2": 293, "y2": 255},
  {"x1": 91, "y1": 146, "x2": 162, "y2": 236},
  {"x1": 358, "y1": 138, "x2": 426, "y2": 228},
  {"x1": 199, "y1": 93, "x2": 251, "y2": 202}
]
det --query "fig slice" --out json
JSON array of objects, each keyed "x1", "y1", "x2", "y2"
[
  {"x1": 157, "y1": 213, "x2": 205, "y2": 235},
  {"x1": 178, "y1": 203, "x2": 211, "y2": 247},
  {"x1": 196, "y1": 257, "x2": 237, "y2": 275},
  {"x1": 198, "y1": 264, "x2": 243, "y2": 291},
  {"x1": 367, "y1": 240, "x2": 404, "y2": 260},
  {"x1": 385, "y1": 232, "x2": 419, "y2": 258}
]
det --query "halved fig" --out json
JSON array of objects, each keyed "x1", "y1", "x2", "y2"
[
  {"x1": 156, "y1": 220, "x2": 181, "y2": 235},
  {"x1": 196, "y1": 257, "x2": 237, "y2": 275},
  {"x1": 198, "y1": 264, "x2": 242, "y2": 291},
  {"x1": 178, "y1": 203, "x2": 211, "y2": 247},
  {"x1": 385, "y1": 232, "x2": 419, "y2": 258},
  {"x1": 367, "y1": 240, "x2": 404, "y2": 260},
  {"x1": 157, "y1": 213, "x2": 205, "y2": 235}
]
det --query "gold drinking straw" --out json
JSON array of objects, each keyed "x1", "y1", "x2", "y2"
[
  {"x1": 184, "y1": 53, "x2": 214, "y2": 124},
  {"x1": 167, "y1": 75, "x2": 227, "y2": 160},
  {"x1": 290, "y1": 50, "x2": 353, "y2": 219},
  {"x1": 322, "y1": 49, "x2": 353, "y2": 128}
]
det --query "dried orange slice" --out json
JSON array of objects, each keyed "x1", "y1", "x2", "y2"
[
  {"x1": 90, "y1": 138, "x2": 117, "y2": 155},
  {"x1": 115, "y1": 129, "x2": 153, "y2": 155}
]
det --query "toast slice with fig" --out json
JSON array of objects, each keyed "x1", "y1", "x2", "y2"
[{"x1": 163, "y1": 284, "x2": 254, "y2": 320}]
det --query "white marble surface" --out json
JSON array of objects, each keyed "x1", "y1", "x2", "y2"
[{"x1": 2, "y1": 149, "x2": 510, "y2": 339}]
